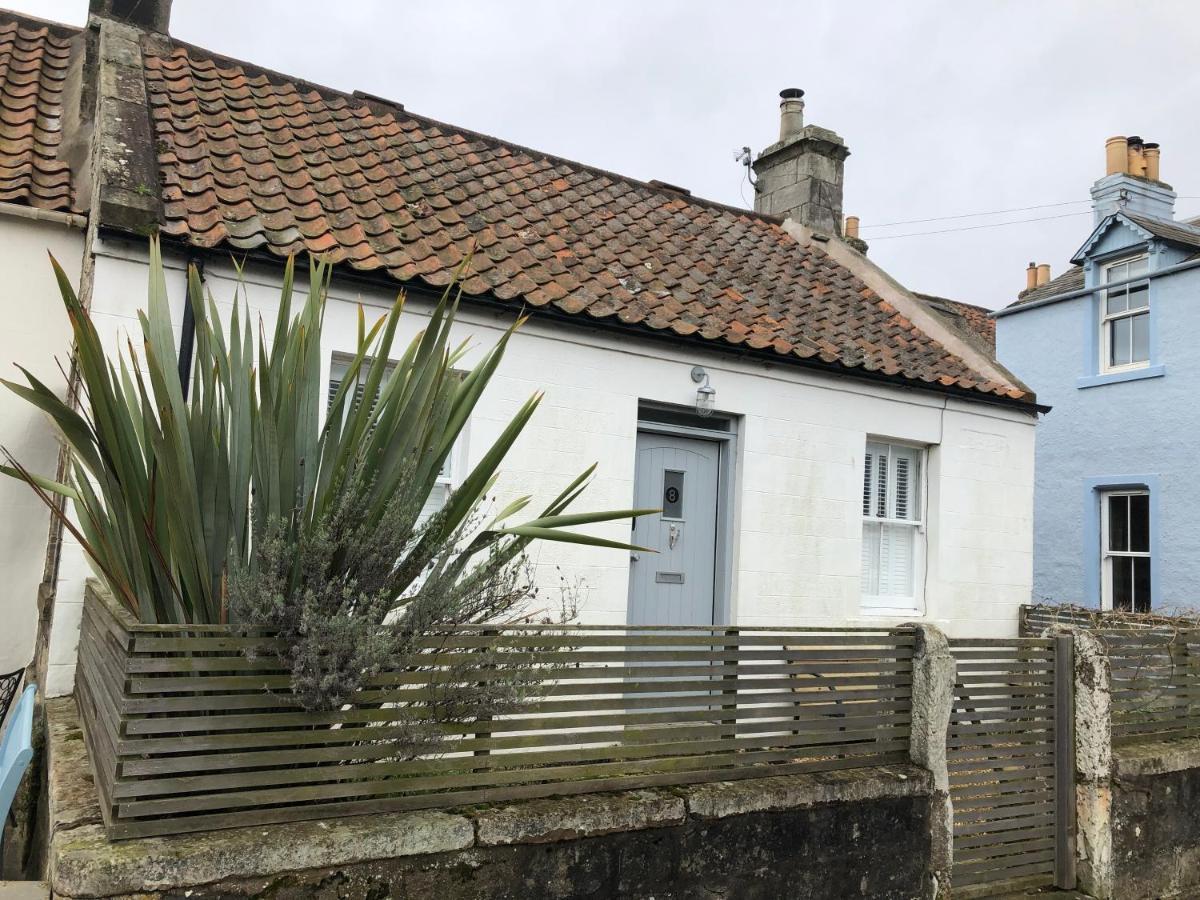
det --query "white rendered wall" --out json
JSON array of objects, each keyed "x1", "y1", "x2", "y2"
[
  {"x1": 0, "y1": 217, "x2": 84, "y2": 677},
  {"x1": 45, "y1": 238, "x2": 1036, "y2": 694}
]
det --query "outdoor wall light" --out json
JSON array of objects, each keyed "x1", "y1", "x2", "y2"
[{"x1": 690, "y1": 366, "x2": 716, "y2": 417}]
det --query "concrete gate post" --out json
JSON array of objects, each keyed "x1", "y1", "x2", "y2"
[
  {"x1": 1051, "y1": 626, "x2": 1114, "y2": 899},
  {"x1": 907, "y1": 623, "x2": 955, "y2": 899}
]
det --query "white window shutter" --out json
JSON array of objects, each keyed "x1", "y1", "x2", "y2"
[
  {"x1": 862, "y1": 449, "x2": 874, "y2": 517},
  {"x1": 329, "y1": 356, "x2": 455, "y2": 519},
  {"x1": 419, "y1": 482, "x2": 450, "y2": 525},
  {"x1": 893, "y1": 446, "x2": 919, "y2": 521},
  {"x1": 877, "y1": 523, "x2": 915, "y2": 597},
  {"x1": 861, "y1": 521, "x2": 881, "y2": 596},
  {"x1": 861, "y1": 440, "x2": 922, "y2": 607},
  {"x1": 865, "y1": 441, "x2": 889, "y2": 519}
]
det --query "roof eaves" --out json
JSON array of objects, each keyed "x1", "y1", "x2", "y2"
[{"x1": 140, "y1": 225, "x2": 1042, "y2": 412}]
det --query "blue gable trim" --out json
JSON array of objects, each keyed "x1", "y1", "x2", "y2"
[
  {"x1": 1082, "y1": 474, "x2": 1161, "y2": 609},
  {"x1": 1071, "y1": 212, "x2": 1156, "y2": 264}
]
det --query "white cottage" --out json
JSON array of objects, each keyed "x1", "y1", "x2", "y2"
[{"x1": 0, "y1": 2, "x2": 1039, "y2": 696}]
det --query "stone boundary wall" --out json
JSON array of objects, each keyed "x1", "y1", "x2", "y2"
[
  {"x1": 45, "y1": 697, "x2": 936, "y2": 899},
  {"x1": 1109, "y1": 738, "x2": 1200, "y2": 899}
]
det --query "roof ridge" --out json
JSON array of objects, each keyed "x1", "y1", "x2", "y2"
[
  {"x1": 156, "y1": 37, "x2": 783, "y2": 227},
  {"x1": 1124, "y1": 209, "x2": 1200, "y2": 233},
  {"x1": 913, "y1": 292, "x2": 990, "y2": 314}
]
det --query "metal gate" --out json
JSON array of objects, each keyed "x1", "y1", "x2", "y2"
[{"x1": 948, "y1": 636, "x2": 1075, "y2": 894}]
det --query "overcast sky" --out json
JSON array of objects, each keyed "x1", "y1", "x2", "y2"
[{"x1": 19, "y1": 0, "x2": 1200, "y2": 308}]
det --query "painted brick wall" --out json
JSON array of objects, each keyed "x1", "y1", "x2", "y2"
[
  {"x1": 43, "y1": 239, "x2": 1036, "y2": 695},
  {"x1": 997, "y1": 228, "x2": 1200, "y2": 611},
  {"x1": 0, "y1": 218, "x2": 83, "y2": 675}
]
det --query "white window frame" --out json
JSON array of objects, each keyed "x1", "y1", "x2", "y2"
[
  {"x1": 860, "y1": 440, "x2": 926, "y2": 615},
  {"x1": 326, "y1": 354, "x2": 464, "y2": 491},
  {"x1": 1100, "y1": 489, "x2": 1152, "y2": 613},
  {"x1": 1100, "y1": 254, "x2": 1150, "y2": 374}
]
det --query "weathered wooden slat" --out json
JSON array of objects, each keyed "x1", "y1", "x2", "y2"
[
  {"x1": 78, "y1": 587, "x2": 919, "y2": 841},
  {"x1": 113, "y1": 727, "x2": 910, "y2": 800},
  {"x1": 129, "y1": 632, "x2": 917, "y2": 654},
  {"x1": 117, "y1": 695, "x2": 912, "y2": 755},
  {"x1": 948, "y1": 723, "x2": 1054, "y2": 742},
  {"x1": 949, "y1": 649, "x2": 1056, "y2": 660},
  {"x1": 955, "y1": 844, "x2": 1055, "y2": 870},
  {"x1": 117, "y1": 739, "x2": 911, "y2": 818},
  {"x1": 954, "y1": 810, "x2": 1055, "y2": 836},
  {"x1": 949, "y1": 775, "x2": 1056, "y2": 799},
  {"x1": 954, "y1": 791, "x2": 1056, "y2": 813},
  {"x1": 105, "y1": 750, "x2": 912, "y2": 840},
  {"x1": 949, "y1": 744, "x2": 1057, "y2": 765},
  {"x1": 123, "y1": 653, "x2": 916, "y2": 677},
  {"x1": 954, "y1": 834, "x2": 1056, "y2": 864},
  {"x1": 121, "y1": 672, "x2": 907, "y2": 705},
  {"x1": 955, "y1": 825, "x2": 1056, "y2": 854},
  {"x1": 120, "y1": 711, "x2": 913, "y2": 777},
  {"x1": 116, "y1": 661, "x2": 908, "y2": 710},
  {"x1": 949, "y1": 638, "x2": 1055, "y2": 649},
  {"x1": 954, "y1": 662, "x2": 1055, "y2": 675},
  {"x1": 119, "y1": 681, "x2": 907, "y2": 739},
  {"x1": 950, "y1": 706, "x2": 1053, "y2": 721}
]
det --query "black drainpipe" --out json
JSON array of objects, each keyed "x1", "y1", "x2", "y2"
[{"x1": 177, "y1": 256, "x2": 203, "y2": 400}]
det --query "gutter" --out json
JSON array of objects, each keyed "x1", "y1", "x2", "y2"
[
  {"x1": 993, "y1": 255, "x2": 1200, "y2": 318},
  {"x1": 0, "y1": 201, "x2": 86, "y2": 230},
  {"x1": 99, "y1": 226, "x2": 1047, "y2": 415}
]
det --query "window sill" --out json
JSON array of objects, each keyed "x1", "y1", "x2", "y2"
[
  {"x1": 1077, "y1": 365, "x2": 1165, "y2": 389},
  {"x1": 859, "y1": 604, "x2": 922, "y2": 617}
]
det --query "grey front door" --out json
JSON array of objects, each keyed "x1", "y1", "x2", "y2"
[{"x1": 627, "y1": 431, "x2": 721, "y2": 626}]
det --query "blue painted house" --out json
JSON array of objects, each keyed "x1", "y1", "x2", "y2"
[{"x1": 996, "y1": 136, "x2": 1200, "y2": 613}]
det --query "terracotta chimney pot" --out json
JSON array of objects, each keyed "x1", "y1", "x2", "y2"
[
  {"x1": 1105, "y1": 136, "x2": 1129, "y2": 176},
  {"x1": 1144, "y1": 142, "x2": 1161, "y2": 182}
]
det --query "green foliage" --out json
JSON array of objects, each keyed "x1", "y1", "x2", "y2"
[{"x1": 3, "y1": 239, "x2": 651, "y2": 664}]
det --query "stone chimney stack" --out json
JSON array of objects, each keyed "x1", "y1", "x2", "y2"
[
  {"x1": 752, "y1": 89, "x2": 850, "y2": 237},
  {"x1": 88, "y1": 0, "x2": 173, "y2": 33},
  {"x1": 1091, "y1": 135, "x2": 1175, "y2": 224}
]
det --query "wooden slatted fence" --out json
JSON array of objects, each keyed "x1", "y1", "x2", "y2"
[
  {"x1": 76, "y1": 583, "x2": 916, "y2": 839},
  {"x1": 947, "y1": 637, "x2": 1071, "y2": 893},
  {"x1": 1106, "y1": 630, "x2": 1200, "y2": 744},
  {"x1": 1021, "y1": 604, "x2": 1200, "y2": 746}
]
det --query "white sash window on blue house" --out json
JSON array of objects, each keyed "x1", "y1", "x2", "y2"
[
  {"x1": 1101, "y1": 255, "x2": 1149, "y2": 372},
  {"x1": 327, "y1": 357, "x2": 455, "y2": 521},
  {"x1": 1101, "y1": 489, "x2": 1151, "y2": 613},
  {"x1": 861, "y1": 441, "x2": 924, "y2": 612}
]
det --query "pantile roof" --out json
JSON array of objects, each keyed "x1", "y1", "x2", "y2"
[
  {"x1": 0, "y1": 14, "x2": 78, "y2": 212},
  {"x1": 0, "y1": 8, "x2": 1031, "y2": 405},
  {"x1": 915, "y1": 293, "x2": 995, "y2": 349},
  {"x1": 142, "y1": 42, "x2": 1024, "y2": 401}
]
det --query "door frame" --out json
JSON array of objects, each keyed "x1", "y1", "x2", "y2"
[{"x1": 635, "y1": 404, "x2": 739, "y2": 626}]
